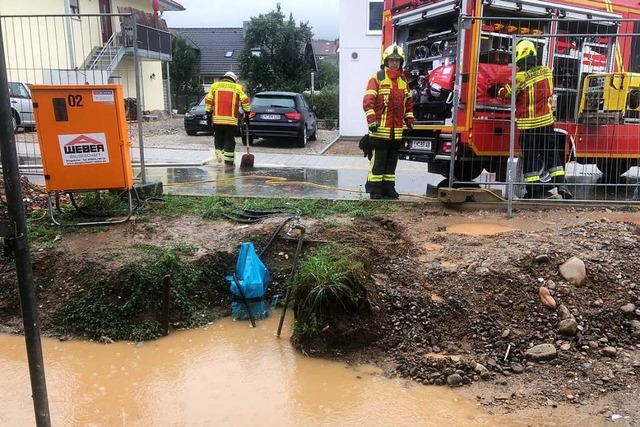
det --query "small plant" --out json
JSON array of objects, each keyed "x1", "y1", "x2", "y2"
[{"x1": 292, "y1": 243, "x2": 368, "y2": 334}]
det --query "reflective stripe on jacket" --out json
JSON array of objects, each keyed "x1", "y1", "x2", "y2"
[
  {"x1": 498, "y1": 65, "x2": 554, "y2": 130},
  {"x1": 204, "y1": 80, "x2": 251, "y2": 126},
  {"x1": 363, "y1": 69, "x2": 414, "y2": 140}
]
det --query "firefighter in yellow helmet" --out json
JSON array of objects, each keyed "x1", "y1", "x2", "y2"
[
  {"x1": 362, "y1": 43, "x2": 414, "y2": 199},
  {"x1": 202, "y1": 71, "x2": 251, "y2": 167},
  {"x1": 490, "y1": 39, "x2": 572, "y2": 199}
]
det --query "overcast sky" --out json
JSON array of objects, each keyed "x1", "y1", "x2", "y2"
[{"x1": 163, "y1": 0, "x2": 339, "y2": 40}]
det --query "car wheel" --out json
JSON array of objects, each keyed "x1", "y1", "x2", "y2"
[
  {"x1": 309, "y1": 120, "x2": 318, "y2": 141},
  {"x1": 186, "y1": 129, "x2": 197, "y2": 136},
  {"x1": 297, "y1": 125, "x2": 308, "y2": 148}
]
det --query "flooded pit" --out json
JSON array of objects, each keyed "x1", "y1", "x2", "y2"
[
  {"x1": 1, "y1": 313, "x2": 595, "y2": 426},
  {"x1": 444, "y1": 223, "x2": 515, "y2": 235}
]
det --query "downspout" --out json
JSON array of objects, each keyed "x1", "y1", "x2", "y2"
[{"x1": 64, "y1": 0, "x2": 76, "y2": 68}]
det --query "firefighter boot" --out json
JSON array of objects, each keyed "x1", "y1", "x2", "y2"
[
  {"x1": 524, "y1": 182, "x2": 545, "y2": 199},
  {"x1": 382, "y1": 183, "x2": 400, "y2": 199},
  {"x1": 201, "y1": 150, "x2": 218, "y2": 165},
  {"x1": 215, "y1": 149, "x2": 224, "y2": 163},
  {"x1": 553, "y1": 176, "x2": 573, "y2": 200}
]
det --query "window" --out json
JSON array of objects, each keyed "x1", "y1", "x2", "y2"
[
  {"x1": 368, "y1": 1, "x2": 384, "y2": 34},
  {"x1": 225, "y1": 51, "x2": 233, "y2": 58},
  {"x1": 69, "y1": 0, "x2": 80, "y2": 15}
]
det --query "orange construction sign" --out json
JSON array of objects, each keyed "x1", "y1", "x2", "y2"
[{"x1": 30, "y1": 84, "x2": 133, "y2": 192}]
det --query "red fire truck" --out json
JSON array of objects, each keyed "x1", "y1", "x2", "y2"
[{"x1": 382, "y1": 0, "x2": 640, "y2": 184}]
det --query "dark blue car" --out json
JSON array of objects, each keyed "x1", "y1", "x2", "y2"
[{"x1": 243, "y1": 91, "x2": 317, "y2": 148}]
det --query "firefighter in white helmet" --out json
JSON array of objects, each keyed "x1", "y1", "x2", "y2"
[
  {"x1": 490, "y1": 40, "x2": 572, "y2": 199},
  {"x1": 362, "y1": 43, "x2": 414, "y2": 199},
  {"x1": 203, "y1": 71, "x2": 251, "y2": 167}
]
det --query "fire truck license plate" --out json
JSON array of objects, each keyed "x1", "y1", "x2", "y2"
[{"x1": 410, "y1": 140, "x2": 431, "y2": 150}]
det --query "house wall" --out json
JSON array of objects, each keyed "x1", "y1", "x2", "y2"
[
  {"x1": 338, "y1": 0, "x2": 382, "y2": 137},
  {"x1": 0, "y1": 0, "x2": 167, "y2": 111}
]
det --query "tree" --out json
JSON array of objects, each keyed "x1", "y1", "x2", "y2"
[
  {"x1": 239, "y1": 4, "x2": 314, "y2": 95},
  {"x1": 312, "y1": 59, "x2": 339, "y2": 91},
  {"x1": 169, "y1": 35, "x2": 204, "y2": 112}
]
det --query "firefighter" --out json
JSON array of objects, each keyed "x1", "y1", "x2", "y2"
[
  {"x1": 362, "y1": 44, "x2": 414, "y2": 199},
  {"x1": 490, "y1": 40, "x2": 572, "y2": 199},
  {"x1": 203, "y1": 71, "x2": 251, "y2": 167}
]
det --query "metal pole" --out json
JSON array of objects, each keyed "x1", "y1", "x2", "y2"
[
  {"x1": 507, "y1": 36, "x2": 518, "y2": 218},
  {"x1": 131, "y1": 14, "x2": 147, "y2": 184},
  {"x1": 277, "y1": 224, "x2": 306, "y2": 338},
  {"x1": 0, "y1": 20, "x2": 51, "y2": 427},
  {"x1": 161, "y1": 275, "x2": 170, "y2": 336},
  {"x1": 63, "y1": 3, "x2": 76, "y2": 68},
  {"x1": 166, "y1": 61, "x2": 173, "y2": 116}
]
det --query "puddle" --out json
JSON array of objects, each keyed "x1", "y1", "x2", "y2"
[
  {"x1": 0, "y1": 312, "x2": 591, "y2": 426},
  {"x1": 445, "y1": 223, "x2": 515, "y2": 235}
]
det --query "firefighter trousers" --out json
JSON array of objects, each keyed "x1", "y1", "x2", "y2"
[
  {"x1": 520, "y1": 125, "x2": 565, "y2": 183},
  {"x1": 365, "y1": 138, "x2": 401, "y2": 195},
  {"x1": 213, "y1": 124, "x2": 237, "y2": 166}
]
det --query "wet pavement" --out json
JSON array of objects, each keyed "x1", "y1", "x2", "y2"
[
  {"x1": 133, "y1": 147, "x2": 439, "y2": 200},
  {"x1": 17, "y1": 142, "x2": 640, "y2": 202}
]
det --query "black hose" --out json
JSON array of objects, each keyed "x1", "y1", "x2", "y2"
[
  {"x1": 259, "y1": 215, "x2": 296, "y2": 258},
  {"x1": 233, "y1": 272, "x2": 256, "y2": 328}
]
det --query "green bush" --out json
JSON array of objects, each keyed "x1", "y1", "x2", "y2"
[{"x1": 304, "y1": 84, "x2": 338, "y2": 120}]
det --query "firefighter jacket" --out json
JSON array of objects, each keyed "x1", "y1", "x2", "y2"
[
  {"x1": 204, "y1": 80, "x2": 251, "y2": 126},
  {"x1": 363, "y1": 68, "x2": 414, "y2": 140},
  {"x1": 498, "y1": 65, "x2": 554, "y2": 130}
]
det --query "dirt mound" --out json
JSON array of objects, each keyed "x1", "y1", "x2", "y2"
[
  {"x1": 292, "y1": 208, "x2": 640, "y2": 416},
  {"x1": 0, "y1": 175, "x2": 54, "y2": 217}
]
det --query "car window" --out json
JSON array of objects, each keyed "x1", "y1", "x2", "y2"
[
  {"x1": 253, "y1": 96, "x2": 296, "y2": 108},
  {"x1": 199, "y1": 97, "x2": 206, "y2": 106},
  {"x1": 8, "y1": 83, "x2": 30, "y2": 98},
  {"x1": 298, "y1": 96, "x2": 308, "y2": 109}
]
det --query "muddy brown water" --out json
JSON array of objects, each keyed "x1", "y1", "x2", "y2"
[{"x1": 1, "y1": 312, "x2": 595, "y2": 426}]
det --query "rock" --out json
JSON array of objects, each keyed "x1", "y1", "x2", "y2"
[
  {"x1": 525, "y1": 343, "x2": 557, "y2": 362},
  {"x1": 539, "y1": 286, "x2": 556, "y2": 309},
  {"x1": 620, "y1": 303, "x2": 636, "y2": 315},
  {"x1": 560, "y1": 343, "x2": 571, "y2": 351},
  {"x1": 511, "y1": 363, "x2": 525, "y2": 374},
  {"x1": 559, "y1": 256, "x2": 587, "y2": 286},
  {"x1": 558, "y1": 305, "x2": 572, "y2": 320},
  {"x1": 558, "y1": 318, "x2": 579, "y2": 336},
  {"x1": 602, "y1": 346, "x2": 617, "y2": 357},
  {"x1": 447, "y1": 374, "x2": 463, "y2": 386},
  {"x1": 536, "y1": 254, "x2": 551, "y2": 263}
]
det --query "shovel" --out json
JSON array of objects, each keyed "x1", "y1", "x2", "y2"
[
  {"x1": 240, "y1": 146, "x2": 254, "y2": 169},
  {"x1": 240, "y1": 118, "x2": 254, "y2": 168}
]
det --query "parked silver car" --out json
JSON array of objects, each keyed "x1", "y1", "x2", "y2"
[{"x1": 9, "y1": 81, "x2": 35, "y2": 133}]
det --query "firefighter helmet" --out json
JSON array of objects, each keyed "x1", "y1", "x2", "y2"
[
  {"x1": 223, "y1": 71, "x2": 238, "y2": 82},
  {"x1": 382, "y1": 44, "x2": 405, "y2": 68},
  {"x1": 515, "y1": 40, "x2": 537, "y2": 63}
]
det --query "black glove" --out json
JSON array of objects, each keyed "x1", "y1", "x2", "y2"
[
  {"x1": 487, "y1": 84, "x2": 501, "y2": 98},
  {"x1": 368, "y1": 122, "x2": 378, "y2": 133},
  {"x1": 206, "y1": 111, "x2": 212, "y2": 127},
  {"x1": 405, "y1": 120, "x2": 414, "y2": 131}
]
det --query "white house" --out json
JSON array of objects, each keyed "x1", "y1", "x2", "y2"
[{"x1": 339, "y1": 0, "x2": 384, "y2": 137}]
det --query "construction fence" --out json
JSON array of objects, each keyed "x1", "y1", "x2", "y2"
[
  {"x1": 2, "y1": 12, "x2": 173, "y2": 182},
  {"x1": 404, "y1": 15, "x2": 640, "y2": 208}
]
